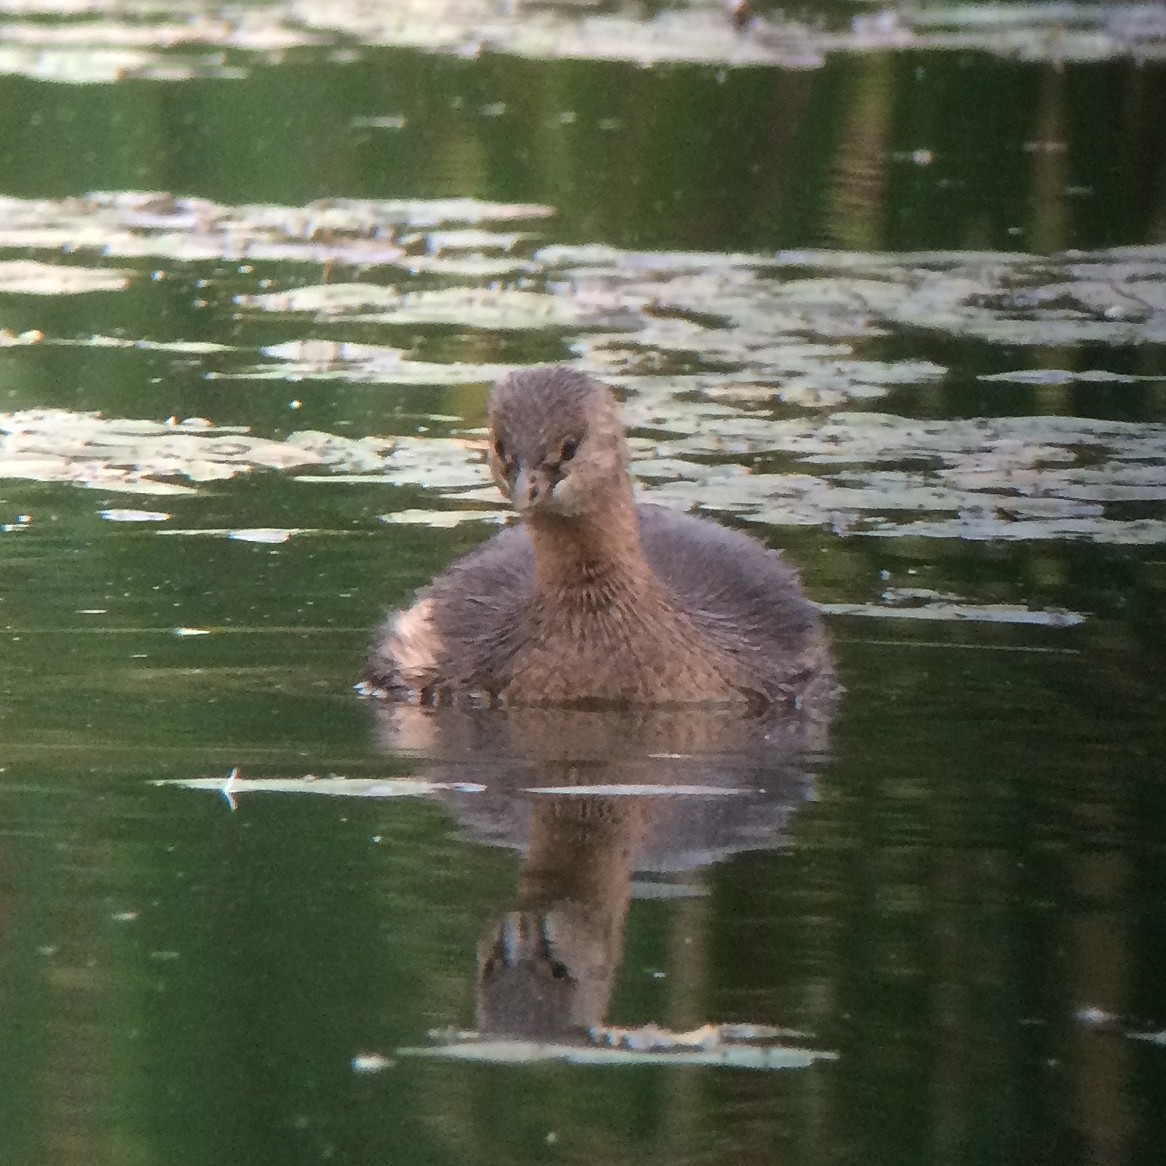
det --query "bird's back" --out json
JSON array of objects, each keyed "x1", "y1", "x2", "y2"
[{"x1": 366, "y1": 504, "x2": 831, "y2": 708}]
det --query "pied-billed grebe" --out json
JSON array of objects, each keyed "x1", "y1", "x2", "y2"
[{"x1": 365, "y1": 367, "x2": 830, "y2": 708}]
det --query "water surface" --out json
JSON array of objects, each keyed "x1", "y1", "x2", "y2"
[{"x1": 1, "y1": 7, "x2": 1165, "y2": 1165}]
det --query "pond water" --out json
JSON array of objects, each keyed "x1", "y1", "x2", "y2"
[{"x1": 1, "y1": 3, "x2": 1165, "y2": 1164}]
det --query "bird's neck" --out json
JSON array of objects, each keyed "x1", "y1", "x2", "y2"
[{"x1": 526, "y1": 493, "x2": 658, "y2": 607}]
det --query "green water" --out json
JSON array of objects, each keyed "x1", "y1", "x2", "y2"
[{"x1": 2, "y1": 13, "x2": 1165, "y2": 1166}]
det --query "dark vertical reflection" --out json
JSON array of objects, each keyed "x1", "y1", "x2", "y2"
[
  {"x1": 823, "y1": 55, "x2": 893, "y2": 250},
  {"x1": 1029, "y1": 64, "x2": 1070, "y2": 254}
]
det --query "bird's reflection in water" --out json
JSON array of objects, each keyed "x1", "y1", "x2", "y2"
[{"x1": 375, "y1": 696, "x2": 837, "y2": 1065}]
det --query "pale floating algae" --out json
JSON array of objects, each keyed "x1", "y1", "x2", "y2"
[
  {"x1": 1130, "y1": 1030, "x2": 1166, "y2": 1046},
  {"x1": 0, "y1": 43, "x2": 234, "y2": 85},
  {"x1": 3, "y1": 191, "x2": 1163, "y2": 362},
  {"x1": 1076, "y1": 1006, "x2": 1166, "y2": 1045},
  {"x1": 979, "y1": 369, "x2": 1164, "y2": 385},
  {"x1": 525, "y1": 784, "x2": 754, "y2": 797},
  {"x1": 237, "y1": 283, "x2": 632, "y2": 331},
  {"x1": 642, "y1": 410, "x2": 1165, "y2": 542},
  {"x1": 80, "y1": 335, "x2": 236, "y2": 355},
  {"x1": 3, "y1": 403, "x2": 1163, "y2": 544},
  {"x1": 393, "y1": 253, "x2": 541, "y2": 278},
  {"x1": 177, "y1": 0, "x2": 1166, "y2": 71},
  {"x1": 226, "y1": 528, "x2": 293, "y2": 544},
  {"x1": 0, "y1": 259, "x2": 131, "y2": 295},
  {"x1": 0, "y1": 410, "x2": 487, "y2": 495},
  {"x1": 160, "y1": 774, "x2": 487, "y2": 798},
  {"x1": 399, "y1": 1021, "x2": 837, "y2": 1070},
  {"x1": 0, "y1": 409, "x2": 325, "y2": 494},
  {"x1": 0, "y1": 191, "x2": 1162, "y2": 543},
  {"x1": 155, "y1": 527, "x2": 314, "y2": 539},
  {"x1": 0, "y1": 1, "x2": 1158, "y2": 84},
  {"x1": 0, "y1": 5, "x2": 322, "y2": 83},
  {"x1": 0, "y1": 192, "x2": 552, "y2": 268},
  {"x1": 0, "y1": 329, "x2": 45, "y2": 347},
  {"x1": 379, "y1": 509, "x2": 509, "y2": 527},
  {"x1": 860, "y1": 515, "x2": 1166, "y2": 544},
  {"x1": 286, "y1": 430, "x2": 490, "y2": 489},
  {"x1": 98, "y1": 508, "x2": 171, "y2": 522},
  {"x1": 817, "y1": 596, "x2": 1086, "y2": 625},
  {"x1": 352, "y1": 113, "x2": 407, "y2": 129},
  {"x1": 245, "y1": 340, "x2": 511, "y2": 385},
  {"x1": 417, "y1": 227, "x2": 532, "y2": 254},
  {"x1": 395, "y1": 1039, "x2": 832, "y2": 1069},
  {"x1": 544, "y1": 241, "x2": 1166, "y2": 359}
]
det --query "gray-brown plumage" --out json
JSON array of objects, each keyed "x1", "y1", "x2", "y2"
[{"x1": 365, "y1": 366, "x2": 832, "y2": 708}]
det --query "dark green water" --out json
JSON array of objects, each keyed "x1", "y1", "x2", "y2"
[{"x1": 2, "y1": 24, "x2": 1165, "y2": 1166}]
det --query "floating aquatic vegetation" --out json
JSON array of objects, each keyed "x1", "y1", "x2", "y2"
[
  {"x1": 0, "y1": 259, "x2": 131, "y2": 295},
  {"x1": 0, "y1": 409, "x2": 488, "y2": 494},
  {"x1": 288, "y1": 430, "x2": 489, "y2": 489},
  {"x1": 860, "y1": 514, "x2": 1166, "y2": 545},
  {"x1": 160, "y1": 772, "x2": 487, "y2": 802},
  {"x1": 3, "y1": 191, "x2": 1163, "y2": 367},
  {"x1": 0, "y1": 4, "x2": 321, "y2": 82},
  {"x1": 0, "y1": 0, "x2": 1159, "y2": 82},
  {"x1": 525, "y1": 783, "x2": 753, "y2": 797},
  {"x1": 0, "y1": 192, "x2": 1162, "y2": 542},
  {"x1": 98, "y1": 508, "x2": 171, "y2": 522},
  {"x1": 0, "y1": 328, "x2": 44, "y2": 347},
  {"x1": 398, "y1": 1021, "x2": 837, "y2": 1069},
  {"x1": 0, "y1": 409, "x2": 325, "y2": 493},
  {"x1": 544, "y1": 243, "x2": 1166, "y2": 364},
  {"x1": 1130, "y1": 1029, "x2": 1166, "y2": 1046},
  {"x1": 232, "y1": 232, "x2": 1166, "y2": 414},
  {"x1": 71, "y1": 335, "x2": 235, "y2": 355},
  {"x1": 2, "y1": 401, "x2": 1163, "y2": 542},
  {"x1": 379, "y1": 508, "x2": 508, "y2": 527},
  {"x1": 979, "y1": 369, "x2": 1164, "y2": 385},
  {"x1": 226, "y1": 528, "x2": 293, "y2": 544},
  {"x1": 0, "y1": 191, "x2": 552, "y2": 268},
  {"x1": 817, "y1": 596, "x2": 1085, "y2": 625},
  {"x1": 643, "y1": 412, "x2": 1166, "y2": 542},
  {"x1": 1077, "y1": 1006, "x2": 1166, "y2": 1045},
  {"x1": 238, "y1": 283, "x2": 635, "y2": 331}
]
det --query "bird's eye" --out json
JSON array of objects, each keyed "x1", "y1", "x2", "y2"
[{"x1": 559, "y1": 437, "x2": 579, "y2": 463}]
